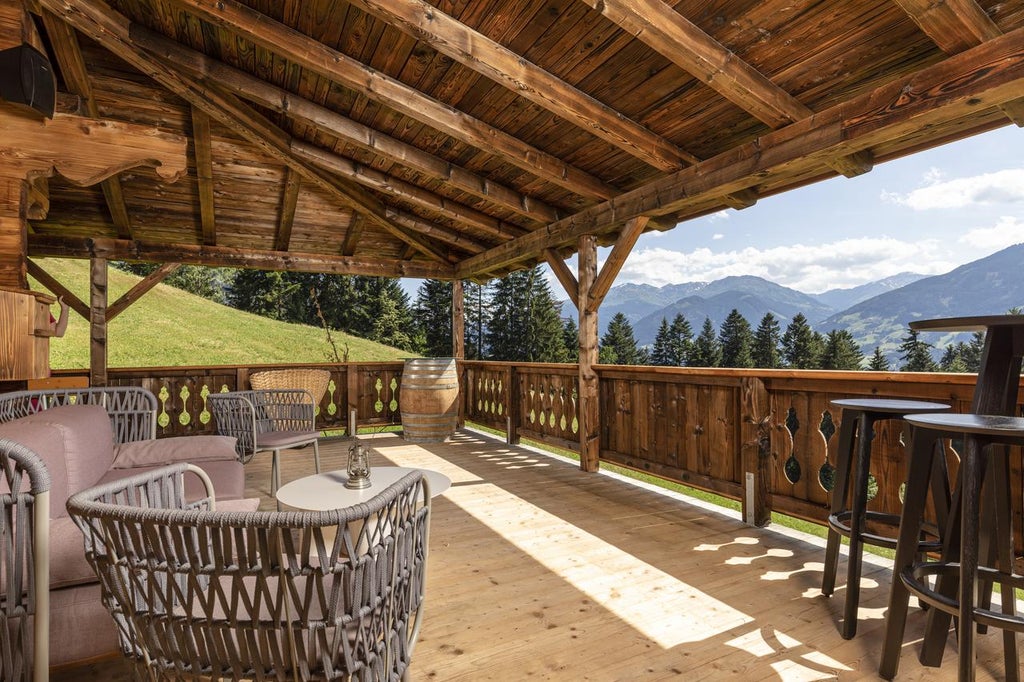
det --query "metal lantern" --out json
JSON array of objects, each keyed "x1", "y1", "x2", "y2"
[{"x1": 344, "y1": 441, "x2": 372, "y2": 489}]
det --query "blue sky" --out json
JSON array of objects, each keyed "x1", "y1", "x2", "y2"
[
  {"x1": 403, "y1": 125, "x2": 1024, "y2": 299},
  {"x1": 576, "y1": 124, "x2": 1024, "y2": 295}
]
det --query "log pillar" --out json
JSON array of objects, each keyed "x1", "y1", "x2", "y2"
[
  {"x1": 578, "y1": 235, "x2": 600, "y2": 472},
  {"x1": 452, "y1": 279, "x2": 466, "y2": 427},
  {"x1": 89, "y1": 257, "x2": 108, "y2": 386},
  {"x1": 740, "y1": 376, "x2": 773, "y2": 526}
]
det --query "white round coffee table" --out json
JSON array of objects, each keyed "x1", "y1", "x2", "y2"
[{"x1": 275, "y1": 465, "x2": 451, "y2": 511}]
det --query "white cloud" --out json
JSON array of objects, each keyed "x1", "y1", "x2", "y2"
[
  {"x1": 958, "y1": 215, "x2": 1024, "y2": 250},
  {"x1": 883, "y1": 168, "x2": 1024, "y2": 210},
  {"x1": 707, "y1": 211, "x2": 730, "y2": 223},
  {"x1": 615, "y1": 237, "x2": 962, "y2": 293},
  {"x1": 712, "y1": 233, "x2": 724, "y2": 240}
]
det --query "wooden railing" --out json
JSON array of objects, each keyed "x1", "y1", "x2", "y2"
[{"x1": 49, "y1": 361, "x2": 1023, "y2": 551}]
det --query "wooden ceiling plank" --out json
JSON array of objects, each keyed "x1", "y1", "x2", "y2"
[
  {"x1": 544, "y1": 247, "x2": 578, "y2": 308},
  {"x1": 107, "y1": 262, "x2": 182, "y2": 320},
  {"x1": 456, "y1": 27, "x2": 1024, "y2": 277},
  {"x1": 40, "y1": 10, "x2": 134, "y2": 238},
  {"x1": 894, "y1": 0, "x2": 1024, "y2": 126},
  {"x1": 161, "y1": 0, "x2": 618, "y2": 200},
  {"x1": 27, "y1": 234, "x2": 456, "y2": 279},
  {"x1": 348, "y1": 0, "x2": 698, "y2": 171},
  {"x1": 586, "y1": 215, "x2": 648, "y2": 313},
  {"x1": 129, "y1": 24, "x2": 562, "y2": 226},
  {"x1": 190, "y1": 106, "x2": 217, "y2": 246},
  {"x1": 386, "y1": 209, "x2": 487, "y2": 254},
  {"x1": 38, "y1": 0, "x2": 459, "y2": 266},
  {"x1": 275, "y1": 166, "x2": 301, "y2": 252},
  {"x1": 582, "y1": 0, "x2": 874, "y2": 178}
]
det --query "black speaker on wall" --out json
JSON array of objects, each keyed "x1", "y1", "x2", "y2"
[{"x1": 0, "y1": 43, "x2": 56, "y2": 118}]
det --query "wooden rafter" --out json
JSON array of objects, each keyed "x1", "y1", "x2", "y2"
[
  {"x1": 581, "y1": 0, "x2": 874, "y2": 178},
  {"x1": 456, "y1": 27, "x2": 1024, "y2": 277},
  {"x1": 894, "y1": 0, "x2": 1024, "y2": 125},
  {"x1": 25, "y1": 258, "x2": 88, "y2": 319},
  {"x1": 161, "y1": 0, "x2": 619, "y2": 200},
  {"x1": 129, "y1": 24, "x2": 563, "y2": 227},
  {"x1": 341, "y1": 213, "x2": 364, "y2": 257},
  {"x1": 39, "y1": 10, "x2": 134, "y2": 236},
  {"x1": 27, "y1": 235, "x2": 455, "y2": 279},
  {"x1": 275, "y1": 167, "x2": 300, "y2": 253},
  {"x1": 190, "y1": 106, "x2": 217, "y2": 245},
  {"x1": 38, "y1": 0, "x2": 463, "y2": 266},
  {"x1": 348, "y1": 0, "x2": 697, "y2": 172},
  {"x1": 544, "y1": 248, "x2": 578, "y2": 309}
]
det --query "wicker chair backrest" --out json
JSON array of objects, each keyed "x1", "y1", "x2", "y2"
[
  {"x1": 0, "y1": 387, "x2": 158, "y2": 443},
  {"x1": 0, "y1": 438, "x2": 51, "y2": 682},
  {"x1": 208, "y1": 390, "x2": 316, "y2": 461},
  {"x1": 66, "y1": 464, "x2": 430, "y2": 681}
]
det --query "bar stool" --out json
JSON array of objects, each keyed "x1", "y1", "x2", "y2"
[
  {"x1": 880, "y1": 413, "x2": 1024, "y2": 681},
  {"x1": 821, "y1": 398, "x2": 951, "y2": 639}
]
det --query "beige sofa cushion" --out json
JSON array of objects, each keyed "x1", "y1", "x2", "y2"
[
  {"x1": 113, "y1": 434, "x2": 238, "y2": 467},
  {"x1": 0, "y1": 404, "x2": 115, "y2": 518}
]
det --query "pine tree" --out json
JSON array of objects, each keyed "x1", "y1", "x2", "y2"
[
  {"x1": 782, "y1": 313, "x2": 821, "y2": 369},
  {"x1": 867, "y1": 347, "x2": 891, "y2": 371},
  {"x1": 464, "y1": 281, "x2": 489, "y2": 360},
  {"x1": 485, "y1": 267, "x2": 567, "y2": 362},
  {"x1": 898, "y1": 328, "x2": 938, "y2": 372},
  {"x1": 939, "y1": 343, "x2": 970, "y2": 372},
  {"x1": 562, "y1": 317, "x2": 579, "y2": 362},
  {"x1": 413, "y1": 279, "x2": 453, "y2": 357},
  {"x1": 752, "y1": 313, "x2": 783, "y2": 369},
  {"x1": 962, "y1": 330, "x2": 985, "y2": 372},
  {"x1": 719, "y1": 309, "x2": 754, "y2": 368},
  {"x1": 667, "y1": 314, "x2": 693, "y2": 366},
  {"x1": 600, "y1": 312, "x2": 645, "y2": 365},
  {"x1": 650, "y1": 318, "x2": 674, "y2": 366},
  {"x1": 689, "y1": 317, "x2": 722, "y2": 367},
  {"x1": 820, "y1": 329, "x2": 864, "y2": 370}
]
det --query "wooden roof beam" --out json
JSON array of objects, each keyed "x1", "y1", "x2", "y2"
[
  {"x1": 348, "y1": 0, "x2": 698, "y2": 172},
  {"x1": 894, "y1": 0, "x2": 1024, "y2": 125},
  {"x1": 162, "y1": 0, "x2": 618, "y2": 200},
  {"x1": 456, "y1": 27, "x2": 1024, "y2": 277},
  {"x1": 107, "y1": 262, "x2": 182, "y2": 321},
  {"x1": 27, "y1": 235, "x2": 456, "y2": 280},
  {"x1": 38, "y1": 0, "x2": 461, "y2": 265},
  {"x1": 582, "y1": 0, "x2": 874, "y2": 178},
  {"x1": 586, "y1": 216, "x2": 649, "y2": 314},
  {"x1": 39, "y1": 11, "x2": 134, "y2": 237},
  {"x1": 129, "y1": 24, "x2": 563, "y2": 226},
  {"x1": 190, "y1": 106, "x2": 217, "y2": 245},
  {"x1": 545, "y1": 248, "x2": 578, "y2": 309},
  {"x1": 275, "y1": 167, "x2": 300, "y2": 252},
  {"x1": 340, "y1": 214, "x2": 363, "y2": 257},
  {"x1": 26, "y1": 258, "x2": 88, "y2": 320}
]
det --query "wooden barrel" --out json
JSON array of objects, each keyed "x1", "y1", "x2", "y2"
[{"x1": 400, "y1": 358, "x2": 459, "y2": 442}]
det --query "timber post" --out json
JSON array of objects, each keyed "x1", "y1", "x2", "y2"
[
  {"x1": 452, "y1": 279, "x2": 466, "y2": 428},
  {"x1": 578, "y1": 235, "x2": 600, "y2": 472},
  {"x1": 740, "y1": 376, "x2": 773, "y2": 526},
  {"x1": 89, "y1": 257, "x2": 108, "y2": 386}
]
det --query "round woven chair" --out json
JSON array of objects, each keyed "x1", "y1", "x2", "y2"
[
  {"x1": 67, "y1": 462, "x2": 431, "y2": 682},
  {"x1": 249, "y1": 368, "x2": 331, "y2": 405}
]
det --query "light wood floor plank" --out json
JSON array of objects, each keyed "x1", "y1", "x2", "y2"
[{"x1": 53, "y1": 429, "x2": 1013, "y2": 681}]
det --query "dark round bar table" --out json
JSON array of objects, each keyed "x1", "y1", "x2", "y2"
[{"x1": 880, "y1": 315, "x2": 1024, "y2": 680}]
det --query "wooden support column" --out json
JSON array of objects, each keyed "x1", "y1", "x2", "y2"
[
  {"x1": 577, "y1": 235, "x2": 600, "y2": 472},
  {"x1": 89, "y1": 257, "x2": 108, "y2": 386},
  {"x1": 452, "y1": 279, "x2": 466, "y2": 427},
  {"x1": 740, "y1": 376, "x2": 773, "y2": 526}
]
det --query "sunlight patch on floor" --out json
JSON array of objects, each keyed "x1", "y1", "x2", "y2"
[{"x1": 380, "y1": 444, "x2": 754, "y2": 649}]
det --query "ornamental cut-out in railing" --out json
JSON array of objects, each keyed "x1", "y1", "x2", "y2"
[
  {"x1": 818, "y1": 410, "x2": 836, "y2": 492},
  {"x1": 783, "y1": 407, "x2": 801, "y2": 484}
]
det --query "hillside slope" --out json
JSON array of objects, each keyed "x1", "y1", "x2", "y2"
[{"x1": 30, "y1": 259, "x2": 409, "y2": 369}]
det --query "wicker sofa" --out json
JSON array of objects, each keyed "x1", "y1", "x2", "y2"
[{"x1": 0, "y1": 387, "x2": 257, "y2": 669}]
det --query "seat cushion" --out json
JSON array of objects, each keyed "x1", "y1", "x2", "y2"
[
  {"x1": 113, "y1": 435, "x2": 238, "y2": 468},
  {"x1": 0, "y1": 404, "x2": 115, "y2": 518},
  {"x1": 256, "y1": 430, "x2": 319, "y2": 450},
  {"x1": 50, "y1": 516, "x2": 95, "y2": 590}
]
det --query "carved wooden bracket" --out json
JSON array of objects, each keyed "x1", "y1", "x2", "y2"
[{"x1": 0, "y1": 103, "x2": 187, "y2": 189}]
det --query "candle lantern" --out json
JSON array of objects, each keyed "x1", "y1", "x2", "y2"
[{"x1": 344, "y1": 441, "x2": 372, "y2": 489}]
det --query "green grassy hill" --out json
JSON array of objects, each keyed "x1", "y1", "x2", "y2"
[{"x1": 30, "y1": 259, "x2": 410, "y2": 369}]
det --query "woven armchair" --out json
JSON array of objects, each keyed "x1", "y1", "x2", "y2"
[
  {"x1": 249, "y1": 368, "x2": 331, "y2": 407},
  {"x1": 0, "y1": 386, "x2": 157, "y2": 443},
  {"x1": 208, "y1": 389, "x2": 321, "y2": 495},
  {"x1": 0, "y1": 438, "x2": 51, "y2": 682},
  {"x1": 66, "y1": 463, "x2": 431, "y2": 682}
]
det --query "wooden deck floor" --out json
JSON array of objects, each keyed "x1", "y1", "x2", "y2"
[{"x1": 56, "y1": 429, "x2": 1014, "y2": 681}]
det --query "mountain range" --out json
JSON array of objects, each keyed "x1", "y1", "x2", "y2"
[{"x1": 577, "y1": 242, "x2": 1024, "y2": 360}]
